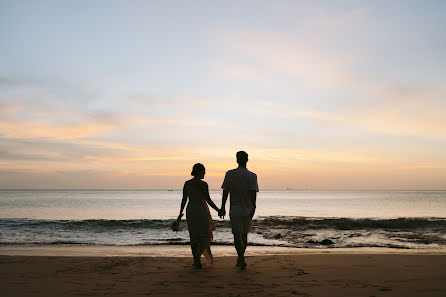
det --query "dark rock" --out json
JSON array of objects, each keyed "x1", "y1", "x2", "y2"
[
  {"x1": 307, "y1": 239, "x2": 334, "y2": 245},
  {"x1": 302, "y1": 233, "x2": 315, "y2": 237},
  {"x1": 321, "y1": 239, "x2": 334, "y2": 245}
]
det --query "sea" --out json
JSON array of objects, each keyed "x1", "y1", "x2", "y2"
[{"x1": 1, "y1": 190, "x2": 445, "y2": 250}]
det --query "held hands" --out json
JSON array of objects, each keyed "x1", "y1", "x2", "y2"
[{"x1": 218, "y1": 208, "x2": 226, "y2": 219}]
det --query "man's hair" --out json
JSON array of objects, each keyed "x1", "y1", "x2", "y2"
[{"x1": 236, "y1": 151, "x2": 248, "y2": 165}]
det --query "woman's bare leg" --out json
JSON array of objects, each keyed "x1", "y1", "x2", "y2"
[
  {"x1": 198, "y1": 236, "x2": 211, "y2": 261},
  {"x1": 191, "y1": 240, "x2": 201, "y2": 269},
  {"x1": 203, "y1": 233, "x2": 213, "y2": 263},
  {"x1": 203, "y1": 244, "x2": 213, "y2": 263}
]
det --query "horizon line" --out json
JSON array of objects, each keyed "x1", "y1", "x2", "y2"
[{"x1": 1, "y1": 188, "x2": 445, "y2": 191}]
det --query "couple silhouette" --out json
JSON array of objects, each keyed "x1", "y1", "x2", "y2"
[{"x1": 177, "y1": 151, "x2": 259, "y2": 269}]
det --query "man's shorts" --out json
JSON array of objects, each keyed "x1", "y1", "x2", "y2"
[{"x1": 230, "y1": 215, "x2": 251, "y2": 234}]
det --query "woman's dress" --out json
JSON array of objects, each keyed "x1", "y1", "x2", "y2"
[{"x1": 185, "y1": 180, "x2": 215, "y2": 242}]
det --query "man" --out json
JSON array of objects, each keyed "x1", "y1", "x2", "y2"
[{"x1": 219, "y1": 151, "x2": 259, "y2": 269}]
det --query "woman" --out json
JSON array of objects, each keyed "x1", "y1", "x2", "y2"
[{"x1": 177, "y1": 163, "x2": 220, "y2": 269}]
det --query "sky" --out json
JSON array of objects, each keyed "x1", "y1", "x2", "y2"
[{"x1": 1, "y1": 0, "x2": 445, "y2": 190}]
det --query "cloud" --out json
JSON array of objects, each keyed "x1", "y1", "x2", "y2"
[
  {"x1": 212, "y1": 31, "x2": 357, "y2": 89},
  {"x1": 0, "y1": 89, "x2": 128, "y2": 139},
  {"x1": 0, "y1": 121, "x2": 115, "y2": 139},
  {"x1": 1, "y1": 143, "x2": 445, "y2": 190},
  {"x1": 295, "y1": 82, "x2": 446, "y2": 138},
  {"x1": 209, "y1": 30, "x2": 446, "y2": 139},
  {"x1": 0, "y1": 137, "x2": 130, "y2": 168},
  {"x1": 0, "y1": 148, "x2": 59, "y2": 162},
  {"x1": 310, "y1": 7, "x2": 372, "y2": 28},
  {"x1": 296, "y1": 108, "x2": 446, "y2": 138},
  {"x1": 0, "y1": 76, "x2": 44, "y2": 87},
  {"x1": 0, "y1": 169, "x2": 188, "y2": 189}
]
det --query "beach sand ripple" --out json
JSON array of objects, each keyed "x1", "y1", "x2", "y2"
[{"x1": 1, "y1": 254, "x2": 446, "y2": 296}]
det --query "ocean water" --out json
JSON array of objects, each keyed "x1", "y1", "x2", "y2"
[{"x1": 0, "y1": 190, "x2": 445, "y2": 249}]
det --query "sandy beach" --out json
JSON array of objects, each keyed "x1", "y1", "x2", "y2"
[{"x1": 1, "y1": 248, "x2": 446, "y2": 297}]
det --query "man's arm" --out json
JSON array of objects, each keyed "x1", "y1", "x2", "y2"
[
  {"x1": 248, "y1": 173, "x2": 259, "y2": 218},
  {"x1": 219, "y1": 190, "x2": 229, "y2": 218},
  {"x1": 249, "y1": 190, "x2": 257, "y2": 218}
]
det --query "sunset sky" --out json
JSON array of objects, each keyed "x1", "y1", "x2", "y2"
[{"x1": 1, "y1": 1, "x2": 445, "y2": 189}]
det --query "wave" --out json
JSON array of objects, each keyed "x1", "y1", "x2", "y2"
[
  {"x1": 255, "y1": 216, "x2": 446, "y2": 230},
  {"x1": 0, "y1": 241, "x2": 276, "y2": 247},
  {"x1": 1, "y1": 216, "x2": 446, "y2": 249},
  {"x1": 0, "y1": 218, "x2": 172, "y2": 229},
  {"x1": 2, "y1": 216, "x2": 445, "y2": 231}
]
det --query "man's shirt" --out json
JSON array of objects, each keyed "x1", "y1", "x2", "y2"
[{"x1": 221, "y1": 167, "x2": 259, "y2": 216}]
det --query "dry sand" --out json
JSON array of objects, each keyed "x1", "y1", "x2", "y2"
[{"x1": 1, "y1": 253, "x2": 446, "y2": 297}]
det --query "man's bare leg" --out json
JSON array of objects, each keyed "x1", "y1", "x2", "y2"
[{"x1": 233, "y1": 232, "x2": 247, "y2": 269}]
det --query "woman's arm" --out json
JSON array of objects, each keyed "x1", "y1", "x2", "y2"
[
  {"x1": 204, "y1": 183, "x2": 220, "y2": 213},
  {"x1": 178, "y1": 183, "x2": 188, "y2": 220}
]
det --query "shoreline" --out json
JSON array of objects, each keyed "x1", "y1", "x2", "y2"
[{"x1": 1, "y1": 244, "x2": 446, "y2": 257}]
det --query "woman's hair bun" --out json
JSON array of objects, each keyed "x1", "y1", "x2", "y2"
[{"x1": 191, "y1": 163, "x2": 205, "y2": 176}]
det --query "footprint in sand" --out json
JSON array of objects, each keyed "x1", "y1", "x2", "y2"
[
  {"x1": 295, "y1": 269, "x2": 309, "y2": 275},
  {"x1": 290, "y1": 290, "x2": 309, "y2": 296}
]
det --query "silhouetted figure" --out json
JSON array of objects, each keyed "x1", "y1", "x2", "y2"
[
  {"x1": 219, "y1": 151, "x2": 259, "y2": 269},
  {"x1": 178, "y1": 163, "x2": 220, "y2": 269}
]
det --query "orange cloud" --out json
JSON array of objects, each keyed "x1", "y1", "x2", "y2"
[
  {"x1": 2, "y1": 142, "x2": 446, "y2": 190},
  {"x1": 0, "y1": 100, "x2": 123, "y2": 139},
  {"x1": 296, "y1": 107, "x2": 446, "y2": 138},
  {"x1": 0, "y1": 121, "x2": 115, "y2": 139}
]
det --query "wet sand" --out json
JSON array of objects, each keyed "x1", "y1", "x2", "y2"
[
  {"x1": 1, "y1": 253, "x2": 446, "y2": 297},
  {"x1": 2, "y1": 244, "x2": 446, "y2": 257}
]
